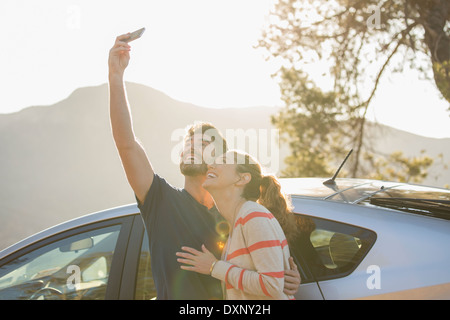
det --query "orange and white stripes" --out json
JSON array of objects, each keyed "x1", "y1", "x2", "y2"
[
  {"x1": 234, "y1": 211, "x2": 275, "y2": 227},
  {"x1": 210, "y1": 201, "x2": 295, "y2": 300},
  {"x1": 227, "y1": 239, "x2": 289, "y2": 260}
]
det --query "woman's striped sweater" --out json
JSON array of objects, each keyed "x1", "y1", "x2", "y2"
[{"x1": 211, "y1": 201, "x2": 295, "y2": 300}]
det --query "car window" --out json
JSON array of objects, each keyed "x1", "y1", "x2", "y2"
[
  {"x1": 0, "y1": 225, "x2": 121, "y2": 300},
  {"x1": 134, "y1": 231, "x2": 157, "y2": 300},
  {"x1": 290, "y1": 214, "x2": 376, "y2": 282},
  {"x1": 310, "y1": 229, "x2": 362, "y2": 270}
]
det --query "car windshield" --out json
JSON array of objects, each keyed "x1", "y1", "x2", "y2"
[
  {"x1": 368, "y1": 198, "x2": 450, "y2": 220},
  {"x1": 281, "y1": 178, "x2": 450, "y2": 220},
  {"x1": 280, "y1": 178, "x2": 402, "y2": 203},
  {"x1": 361, "y1": 185, "x2": 450, "y2": 220}
]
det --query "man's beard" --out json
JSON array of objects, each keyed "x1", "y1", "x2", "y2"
[{"x1": 179, "y1": 162, "x2": 208, "y2": 176}]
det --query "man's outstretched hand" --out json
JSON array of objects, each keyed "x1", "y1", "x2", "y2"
[{"x1": 108, "y1": 34, "x2": 132, "y2": 78}]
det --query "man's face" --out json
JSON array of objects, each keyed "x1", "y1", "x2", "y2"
[{"x1": 179, "y1": 134, "x2": 210, "y2": 177}]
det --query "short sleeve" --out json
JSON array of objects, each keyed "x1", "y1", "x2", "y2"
[{"x1": 135, "y1": 173, "x2": 179, "y2": 226}]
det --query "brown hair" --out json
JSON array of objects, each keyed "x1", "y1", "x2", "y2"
[
  {"x1": 186, "y1": 122, "x2": 228, "y2": 156},
  {"x1": 232, "y1": 151, "x2": 299, "y2": 244}
]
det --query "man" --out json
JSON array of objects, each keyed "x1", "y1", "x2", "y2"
[{"x1": 108, "y1": 33, "x2": 300, "y2": 299}]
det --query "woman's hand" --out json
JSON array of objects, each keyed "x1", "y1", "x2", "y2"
[
  {"x1": 283, "y1": 257, "x2": 301, "y2": 295},
  {"x1": 176, "y1": 245, "x2": 217, "y2": 275}
]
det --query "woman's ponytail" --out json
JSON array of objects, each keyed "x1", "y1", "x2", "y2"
[
  {"x1": 259, "y1": 175, "x2": 299, "y2": 244},
  {"x1": 234, "y1": 151, "x2": 299, "y2": 244}
]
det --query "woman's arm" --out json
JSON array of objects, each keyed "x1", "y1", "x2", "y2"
[{"x1": 177, "y1": 216, "x2": 291, "y2": 299}]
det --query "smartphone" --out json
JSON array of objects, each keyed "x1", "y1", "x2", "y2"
[{"x1": 124, "y1": 27, "x2": 145, "y2": 43}]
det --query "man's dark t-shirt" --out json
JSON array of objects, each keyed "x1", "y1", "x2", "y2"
[{"x1": 136, "y1": 174, "x2": 226, "y2": 300}]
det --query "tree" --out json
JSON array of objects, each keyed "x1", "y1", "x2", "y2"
[
  {"x1": 365, "y1": 150, "x2": 434, "y2": 183},
  {"x1": 258, "y1": 0, "x2": 446, "y2": 181}
]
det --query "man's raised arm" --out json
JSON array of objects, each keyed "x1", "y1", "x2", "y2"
[{"x1": 108, "y1": 34, "x2": 154, "y2": 203}]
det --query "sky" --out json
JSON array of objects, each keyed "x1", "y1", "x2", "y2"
[{"x1": 1, "y1": 0, "x2": 449, "y2": 138}]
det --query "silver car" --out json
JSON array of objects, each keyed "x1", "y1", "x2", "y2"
[{"x1": 0, "y1": 178, "x2": 449, "y2": 300}]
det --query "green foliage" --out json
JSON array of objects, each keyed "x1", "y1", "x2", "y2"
[
  {"x1": 259, "y1": 0, "x2": 448, "y2": 182},
  {"x1": 273, "y1": 67, "x2": 349, "y2": 177},
  {"x1": 433, "y1": 61, "x2": 450, "y2": 109},
  {"x1": 365, "y1": 150, "x2": 434, "y2": 183}
]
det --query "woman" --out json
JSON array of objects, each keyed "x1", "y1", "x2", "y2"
[{"x1": 176, "y1": 150, "x2": 298, "y2": 300}]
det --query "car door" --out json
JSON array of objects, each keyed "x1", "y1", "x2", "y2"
[{"x1": 0, "y1": 216, "x2": 134, "y2": 300}]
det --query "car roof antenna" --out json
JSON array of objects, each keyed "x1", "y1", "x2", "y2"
[{"x1": 323, "y1": 149, "x2": 353, "y2": 186}]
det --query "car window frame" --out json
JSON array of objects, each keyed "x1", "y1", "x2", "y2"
[
  {"x1": 291, "y1": 213, "x2": 377, "y2": 283},
  {"x1": 0, "y1": 215, "x2": 134, "y2": 300},
  {"x1": 117, "y1": 214, "x2": 148, "y2": 299}
]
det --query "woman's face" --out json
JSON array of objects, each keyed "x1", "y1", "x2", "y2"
[{"x1": 202, "y1": 152, "x2": 242, "y2": 191}]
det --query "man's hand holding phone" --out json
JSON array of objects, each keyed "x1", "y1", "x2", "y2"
[{"x1": 108, "y1": 28, "x2": 145, "y2": 79}]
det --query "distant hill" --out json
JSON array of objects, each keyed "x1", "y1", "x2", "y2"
[{"x1": 1, "y1": 82, "x2": 449, "y2": 250}]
